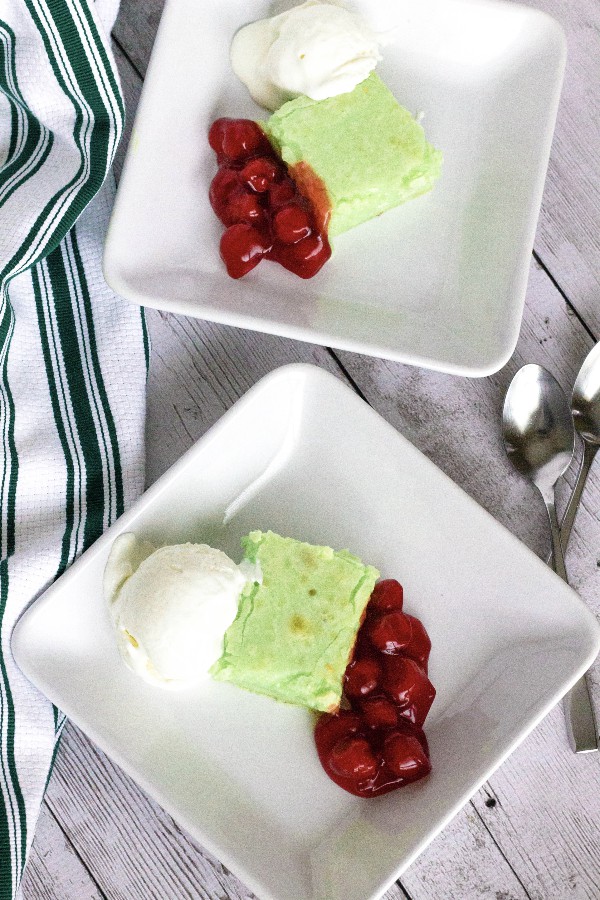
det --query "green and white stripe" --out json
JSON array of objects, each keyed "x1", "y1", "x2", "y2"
[
  {"x1": 0, "y1": 27, "x2": 54, "y2": 209},
  {"x1": 2, "y1": 0, "x2": 123, "y2": 283},
  {"x1": 0, "y1": 2, "x2": 146, "y2": 896}
]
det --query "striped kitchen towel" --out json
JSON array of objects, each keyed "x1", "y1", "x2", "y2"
[{"x1": 0, "y1": 1, "x2": 147, "y2": 895}]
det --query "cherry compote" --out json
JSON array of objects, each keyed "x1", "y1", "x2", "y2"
[
  {"x1": 315, "y1": 579, "x2": 434, "y2": 798},
  {"x1": 208, "y1": 117, "x2": 331, "y2": 279}
]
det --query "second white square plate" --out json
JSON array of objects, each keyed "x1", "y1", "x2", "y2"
[
  {"x1": 12, "y1": 365, "x2": 600, "y2": 900},
  {"x1": 104, "y1": 0, "x2": 565, "y2": 376}
]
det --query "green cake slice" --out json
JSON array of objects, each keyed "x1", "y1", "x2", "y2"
[
  {"x1": 210, "y1": 531, "x2": 379, "y2": 712},
  {"x1": 264, "y1": 72, "x2": 442, "y2": 237}
]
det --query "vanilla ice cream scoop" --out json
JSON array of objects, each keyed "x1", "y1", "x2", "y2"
[
  {"x1": 230, "y1": 1, "x2": 382, "y2": 112},
  {"x1": 104, "y1": 534, "x2": 249, "y2": 687}
]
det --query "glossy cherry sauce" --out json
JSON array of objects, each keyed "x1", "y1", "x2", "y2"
[
  {"x1": 208, "y1": 118, "x2": 331, "y2": 279},
  {"x1": 315, "y1": 579, "x2": 435, "y2": 798}
]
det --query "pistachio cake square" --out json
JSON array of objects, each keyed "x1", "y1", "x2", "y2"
[
  {"x1": 210, "y1": 531, "x2": 379, "y2": 712},
  {"x1": 264, "y1": 73, "x2": 442, "y2": 236}
]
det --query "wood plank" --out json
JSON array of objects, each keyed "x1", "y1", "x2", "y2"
[
  {"x1": 20, "y1": 802, "x2": 103, "y2": 900},
  {"x1": 334, "y1": 259, "x2": 600, "y2": 899},
  {"x1": 526, "y1": 0, "x2": 600, "y2": 333},
  {"x1": 112, "y1": 42, "x2": 142, "y2": 185},
  {"x1": 401, "y1": 805, "x2": 529, "y2": 900},
  {"x1": 472, "y1": 707, "x2": 600, "y2": 900},
  {"x1": 144, "y1": 310, "x2": 344, "y2": 484},
  {"x1": 112, "y1": 0, "x2": 166, "y2": 78},
  {"x1": 47, "y1": 723, "x2": 411, "y2": 900}
]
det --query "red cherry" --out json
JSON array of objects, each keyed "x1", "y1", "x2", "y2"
[
  {"x1": 292, "y1": 233, "x2": 324, "y2": 261},
  {"x1": 368, "y1": 611, "x2": 413, "y2": 654},
  {"x1": 403, "y1": 614, "x2": 432, "y2": 671},
  {"x1": 209, "y1": 167, "x2": 239, "y2": 218},
  {"x1": 369, "y1": 579, "x2": 404, "y2": 613},
  {"x1": 273, "y1": 204, "x2": 312, "y2": 244},
  {"x1": 269, "y1": 178, "x2": 296, "y2": 209},
  {"x1": 240, "y1": 157, "x2": 282, "y2": 192},
  {"x1": 352, "y1": 625, "x2": 374, "y2": 660},
  {"x1": 208, "y1": 118, "x2": 227, "y2": 155},
  {"x1": 219, "y1": 224, "x2": 269, "y2": 279},
  {"x1": 221, "y1": 187, "x2": 267, "y2": 227},
  {"x1": 277, "y1": 232, "x2": 331, "y2": 278},
  {"x1": 208, "y1": 117, "x2": 334, "y2": 282},
  {"x1": 223, "y1": 120, "x2": 267, "y2": 161},
  {"x1": 209, "y1": 118, "x2": 268, "y2": 162},
  {"x1": 383, "y1": 730, "x2": 431, "y2": 781},
  {"x1": 329, "y1": 736, "x2": 379, "y2": 778},
  {"x1": 315, "y1": 711, "x2": 363, "y2": 761},
  {"x1": 344, "y1": 657, "x2": 381, "y2": 699},
  {"x1": 314, "y1": 583, "x2": 435, "y2": 796},
  {"x1": 382, "y1": 656, "x2": 436, "y2": 726},
  {"x1": 359, "y1": 696, "x2": 398, "y2": 729}
]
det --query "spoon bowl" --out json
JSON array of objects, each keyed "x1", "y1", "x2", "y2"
[
  {"x1": 502, "y1": 364, "x2": 597, "y2": 754},
  {"x1": 559, "y1": 342, "x2": 600, "y2": 553},
  {"x1": 502, "y1": 364, "x2": 574, "y2": 503},
  {"x1": 572, "y1": 342, "x2": 600, "y2": 446}
]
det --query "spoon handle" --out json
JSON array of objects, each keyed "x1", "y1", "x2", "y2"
[
  {"x1": 545, "y1": 496, "x2": 567, "y2": 582},
  {"x1": 545, "y1": 493, "x2": 598, "y2": 752},
  {"x1": 564, "y1": 674, "x2": 599, "y2": 753},
  {"x1": 560, "y1": 441, "x2": 598, "y2": 552}
]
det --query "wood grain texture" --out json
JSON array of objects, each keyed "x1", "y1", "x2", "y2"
[
  {"x1": 400, "y1": 804, "x2": 529, "y2": 900},
  {"x1": 112, "y1": 0, "x2": 165, "y2": 78},
  {"x1": 47, "y1": 721, "x2": 410, "y2": 900},
  {"x1": 19, "y1": 803, "x2": 103, "y2": 900},
  {"x1": 144, "y1": 310, "x2": 345, "y2": 485},
  {"x1": 527, "y1": 0, "x2": 600, "y2": 333},
  {"x1": 21, "y1": 0, "x2": 600, "y2": 899},
  {"x1": 112, "y1": 42, "x2": 142, "y2": 185},
  {"x1": 473, "y1": 707, "x2": 600, "y2": 900}
]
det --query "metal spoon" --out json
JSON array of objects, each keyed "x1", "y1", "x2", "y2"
[
  {"x1": 503, "y1": 365, "x2": 574, "y2": 578},
  {"x1": 502, "y1": 364, "x2": 597, "y2": 753},
  {"x1": 560, "y1": 342, "x2": 600, "y2": 551}
]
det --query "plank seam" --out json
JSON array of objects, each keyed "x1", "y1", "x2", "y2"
[
  {"x1": 533, "y1": 250, "x2": 597, "y2": 342},
  {"x1": 395, "y1": 878, "x2": 414, "y2": 899},
  {"x1": 326, "y1": 348, "x2": 370, "y2": 402},
  {"x1": 173, "y1": 405, "x2": 194, "y2": 441},
  {"x1": 111, "y1": 33, "x2": 144, "y2": 82},
  {"x1": 469, "y1": 799, "x2": 534, "y2": 900},
  {"x1": 42, "y1": 800, "x2": 109, "y2": 900}
]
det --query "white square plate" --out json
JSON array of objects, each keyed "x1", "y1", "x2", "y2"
[
  {"x1": 13, "y1": 365, "x2": 599, "y2": 900},
  {"x1": 104, "y1": 0, "x2": 565, "y2": 376}
]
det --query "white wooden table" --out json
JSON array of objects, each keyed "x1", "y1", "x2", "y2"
[{"x1": 20, "y1": 1, "x2": 600, "y2": 898}]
